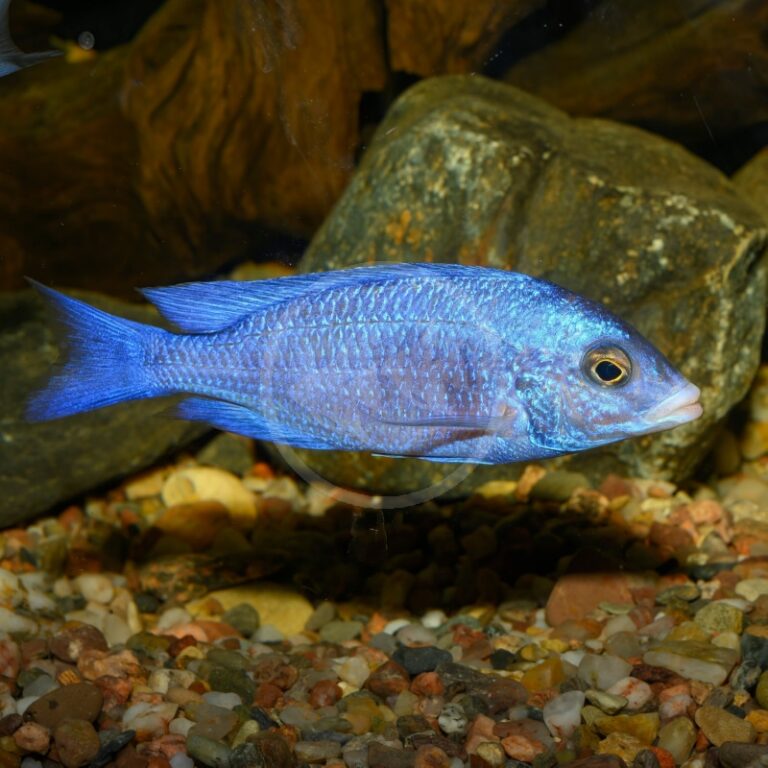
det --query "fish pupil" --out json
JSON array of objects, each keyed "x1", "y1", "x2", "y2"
[{"x1": 595, "y1": 359, "x2": 623, "y2": 383}]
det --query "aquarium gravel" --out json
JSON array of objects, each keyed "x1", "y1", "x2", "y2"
[{"x1": 2, "y1": 368, "x2": 768, "y2": 768}]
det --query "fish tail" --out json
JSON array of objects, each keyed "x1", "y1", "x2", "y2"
[{"x1": 26, "y1": 281, "x2": 162, "y2": 421}]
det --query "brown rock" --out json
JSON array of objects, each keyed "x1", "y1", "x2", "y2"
[
  {"x1": 366, "y1": 660, "x2": 411, "y2": 697},
  {"x1": 413, "y1": 745, "x2": 451, "y2": 768},
  {"x1": 368, "y1": 742, "x2": 415, "y2": 768},
  {"x1": 53, "y1": 718, "x2": 100, "y2": 768},
  {"x1": 153, "y1": 501, "x2": 230, "y2": 550},
  {"x1": 385, "y1": 0, "x2": 544, "y2": 76},
  {"x1": 546, "y1": 573, "x2": 634, "y2": 625},
  {"x1": 77, "y1": 649, "x2": 143, "y2": 681},
  {"x1": 13, "y1": 722, "x2": 50, "y2": 753},
  {"x1": 505, "y1": 0, "x2": 768, "y2": 147},
  {"x1": 26, "y1": 683, "x2": 103, "y2": 729},
  {"x1": 735, "y1": 147, "x2": 768, "y2": 225},
  {"x1": 50, "y1": 623, "x2": 108, "y2": 664}
]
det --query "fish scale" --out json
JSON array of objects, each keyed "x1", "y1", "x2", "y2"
[{"x1": 27, "y1": 263, "x2": 702, "y2": 465}]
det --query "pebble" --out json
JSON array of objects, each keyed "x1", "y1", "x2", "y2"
[
  {"x1": 73, "y1": 574, "x2": 114, "y2": 605},
  {"x1": 392, "y1": 646, "x2": 451, "y2": 675},
  {"x1": 578, "y1": 654, "x2": 633, "y2": 690},
  {"x1": 53, "y1": 718, "x2": 100, "y2": 768},
  {"x1": 694, "y1": 704, "x2": 757, "y2": 746},
  {"x1": 694, "y1": 602, "x2": 744, "y2": 635},
  {"x1": 319, "y1": 620, "x2": 364, "y2": 643},
  {"x1": 13, "y1": 722, "x2": 50, "y2": 753},
  {"x1": 585, "y1": 690, "x2": 627, "y2": 715},
  {"x1": 294, "y1": 740, "x2": 342, "y2": 762},
  {"x1": 220, "y1": 603, "x2": 260, "y2": 638},
  {"x1": 185, "y1": 733, "x2": 232, "y2": 768},
  {"x1": 656, "y1": 717, "x2": 696, "y2": 765},
  {"x1": 542, "y1": 690, "x2": 585, "y2": 740},
  {"x1": 643, "y1": 640, "x2": 738, "y2": 685},
  {"x1": 718, "y1": 742, "x2": 768, "y2": 768},
  {"x1": 26, "y1": 683, "x2": 103, "y2": 728}
]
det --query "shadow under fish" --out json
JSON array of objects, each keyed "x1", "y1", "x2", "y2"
[{"x1": 26, "y1": 263, "x2": 702, "y2": 465}]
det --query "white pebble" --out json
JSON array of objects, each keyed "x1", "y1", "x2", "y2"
[
  {"x1": 103, "y1": 614, "x2": 132, "y2": 646},
  {"x1": 170, "y1": 754, "x2": 195, "y2": 768},
  {"x1": 561, "y1": 649, "x2": 587, "y2": 668},
  {"x1": 335, "y1": 655, "x2": 369, "y2": 688},
  {"x1": 383, "y1": 618, "x2": 411, "y2": 635},
  {"x1": 578, "y1": 653, "x2": 632, "y2": 691},
  {"x1": 169, "y1": 717, "x2": 195, "y2": 737},
  {"x1": 53, "y1": 577, "x2": 72, "y2": 598},
  {"x1": 607, "y1": 676, "x2": 653, "y2": 711},
  {"x1": 156, "y1": 607, "x2": 192, "y2": 632},
  {"x1": 64, "y1": 609, "x2": 106, "y2": 631},
  {"x1": 421, "y1": 610, "x2": 447, "y2": 629},
  {"x1": 25, "y1": 590, "x2": 56, "y2": 613},
  {"x1": 602, "y1": 615, "x2": 637, "y2": 638},
  {"x1": 148, "y1": 669, "x2": 172, "y2": 694},
  {"x1": 15, "y1": 696, "x2": 37, "y2": 715},
  {"x1": 74, "y1": 574, "x2": 114, "y2": 604},
  {"x1": 543, "y1": 690, "x2": 585, "y2": 739},
  {"x1": 18, "y1": 573, "x2": 46, "y2": 591},
  {"x1": 0, "y1": 607, "x2": 37, "y2": 635},
  {"x1": 396, "y1": 624, "x2": 437, "y2": 647},
  {"x1": 203, "y1": 691, "x2": 242, "y2": 709},
  {"x1": 21, "y1": 759, "x2": 44, "y2": 768}
]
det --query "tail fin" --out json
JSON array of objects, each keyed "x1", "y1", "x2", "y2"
[{"x1": 26, "y1": 281, "x2": 160, "y2": 421}]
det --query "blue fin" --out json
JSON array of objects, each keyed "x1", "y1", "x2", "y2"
[
  {"x1": 0, "y1": 0, "x2": 61, "y2": 76},
  {"x1": 177, "y1": 397, "x2": 336, "y2": 449},
  {"x1": 372, "y1": 453, "x2": 494, "y2": 465},
  {"x1": 141, "y1": 262, "x2": 500, "y2": 333},
  {"x1": 26, "y1": 281, "x2": 160, "y2": 421}
]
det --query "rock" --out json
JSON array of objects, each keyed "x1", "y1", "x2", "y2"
[
  {"x1": 693, "y1": 602, "x2": 744, "y2": 635},
  {"x1": 542, "y1": 690, "x2": 585, "y2": 740},
  {"x1": 656, "y1": 717, "x2": 695, "y2": 766},
  {"x1": 643, "y1": 640, "x2": 738, "y2": 685},
  {"x1": 579, "y1": 655, "x2": 633, "y2": 691},
  {"x1": 735, "y1": 578, "x2": 768, "y2": 602},
  {"x1": 27, "y1": 683, "x2": 103, "y2": 728},
  {"x1": 13, "y1": 722, "x2": 50, "y2": 754},
  {"x1": 593, "y1": 713, "x2": 659, "y2": 745},
  {"x1": 319, "y1": 620, "x2": 364, "y2": 644},
  {"x1": 53, "y1": 719, "x2": 100, "y2": 768},
  {"x1": 153, "y1": 502, "x2": 231, "y2": 550},
  {"x1": 49, "y1": 623, "x2": 108, "y2": 664},
  {"x1": 186, "y1": 584, "x2": 312, "y2": 637},
  {"x1": 718, "y1": 742, "x2": 768, "y2": 768},
  {"x1": 437, "y1": 703, "x2": 468, "y2": 736},
  {"x1": 294, "y1": 740, "x2": 341, "y2": 763},
  {"x1": 0, "y1": 289, "x2": 205, "y2": 523},
  {"x1": 530, "y1": 471, "x2": 590, "y2": 502},
  {"x1": 505, "y1": 0, "x2": 768, "y2": 147},
  {"x1": 196, "y1": 433, "x2": 254, "y2": 476},
  {"x1": 567, "y1": 757, "x2": 627, "y2": 768},
  {"x1": 596, "y1": 732, "x2": 645, "y2": 764},
  {"x1": 221, "y1": 603, "x2": 260, "y2": 638},
  {"x1": 385, "y1": 0, "x2": 543, "y2": 76},
  {"x1": 694, "y1": 705, "x2": 756, "y2": 746},
  {"x1": 392, "y1": 646, "x2": 452, "y2": 675},
  {"x1": 298, "y1": 75, "x2": 766, "y2": 492},
  {"x1": 162, "y1": 467, "x2": 257, "y2": 529},
  {"x1": 185, "y1": 734, "x2": 232, "y2": 768},
  {"x1": 756, "y1": 670, "x2": 768, "y2": 709},
  {"x1": 735, "y1": 148, "x2": 768, "y2": 225},
  {"x1": 546, "y1": 573, "x2": 634, "y2": 625},
  {"x1": 585, "y1": 690, "x2": 627, "y2": 715},
  {"x1": 365, "y1": 661, "x2": 410, "y2": 697}
]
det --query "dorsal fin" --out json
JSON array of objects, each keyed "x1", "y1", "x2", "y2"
[{"x1": 141, "y1": 262, "x2": 501, "y2": 334}]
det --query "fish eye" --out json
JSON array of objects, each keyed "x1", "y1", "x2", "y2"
[{"x1": 582, "y1": 346, "x2": 631, "y2": 387}]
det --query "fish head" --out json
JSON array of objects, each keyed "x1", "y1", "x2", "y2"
[{"x1": 513, "y1": 299, "x2": 702, "y2": 454}]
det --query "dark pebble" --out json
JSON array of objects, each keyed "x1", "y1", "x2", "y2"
[
  {"x1": 687, "y1": 562, "x2": 736, "y2": 580},
  {"x1": 742, "y1": 632, "x2": 768, "y2": 668},
  {"x1": 27, "y1": 683, "x2": 103, "y2": 728},
  {"x1": 133, "y1": 592, "x2": 161, "y2": 613},
  {"x1": 718, "y1": 741, "x2": 768, "y2": 768},
  {"x1": 392, "y1": 646, "x2": 452, "y2": 676},
  {"x1": 407, "y1": 733, "x2": 463, "y2": 759},
  {"x1": 229, "y1": 743, "x2": 266, "y2": 768},
  {"x1": 209, "y1": 664, "x2": 256, "y2": 704},
  {"x1": 54, "y1": 718, "x2": 101, "y2": 768},
  {"x1": 489, "y1": 648, "x2": 517, "y2": 670},
  {"x1": 90, "y1": 730, "x2": 137, "y2": 768},
  {"x1": 114, "y1": 744, "x2": 149, "y2": 768},
  {"x1": 0, "y1": 715, "x2": 21, "y2": 736},
  {"x1": 249, "y1": 706, "x2": 278, "y2": 730},
  {"x1": 565, "y1": 756, "x2": 628, "y2": 767},
  {"x1": 631, "y1": 749, "x2": 660, "y2": 768},
  {"x1": 49, "y1": 623, "x2": 108, "y2": 663},
  {"x1": 247, "y1": 732, "x2": 295, "y2": 768},
  {"x1": 368, "y1": 742, "x2": 415, "y2": 768},
  {"x1": 704, "y1": 687, "x2": 733, "y2": 709},
  {"x1": 397, "y1": 715, "x2": 433, "y2": 740},
  {"x1": 730, "y1": 660, "x2": 762, "y2": 692}
]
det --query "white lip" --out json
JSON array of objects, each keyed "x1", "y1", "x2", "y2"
[{"x1": 644, "y1": 382, "x2": 703, "y2": 426}]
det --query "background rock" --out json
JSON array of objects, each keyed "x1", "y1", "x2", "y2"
[
  {"x1": 505, "y1": 0, "x2": 768, "y2": 151},
  {"x1": 734, "y1": 149, "x2": 768, "y2": 224},
  {"x1": 385, "y1": 0, "x2": 544, "y2": 76},
  {"x1": 0, "y1": 290, "x2": 205, "y2": 525},
  {"x1": 295, "y1": 75, "x2": 767, "y2": 495}
]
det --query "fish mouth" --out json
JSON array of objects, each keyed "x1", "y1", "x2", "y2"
[{"x1": 643, "y1": 382, "x2": 703, "y2": 429}]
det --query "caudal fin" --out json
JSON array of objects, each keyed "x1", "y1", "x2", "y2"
[{"x1": 26, "y1": 281, "x2": 160, "y2": 421}]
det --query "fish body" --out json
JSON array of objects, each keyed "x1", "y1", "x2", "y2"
[
  {"x1": 27, "y1": 263, "x2": 702, "y2": 464},
  {"x1": 0, "y1": 0, "x2": 61, "y2": 78}
]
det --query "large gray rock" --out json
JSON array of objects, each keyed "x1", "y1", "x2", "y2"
[
  {"x1": 0, "y1": 289, "x2": 206, "y2": 526},
  {"x1": 294, "y1": 75, "x2": 767, "y2": 496}
]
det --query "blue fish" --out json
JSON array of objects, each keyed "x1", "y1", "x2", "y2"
[
  {"x1": 0, "y1": 0, "x2": 60, "y2": 78},
  {"x1": 27, "y1": 263, "x2": 702, "y2": 464}
]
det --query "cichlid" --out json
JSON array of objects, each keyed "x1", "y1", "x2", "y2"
[
  {"x1": 0, "y1": 0, "x2": 60, "y2": 78},
  {"x1": 27, "y1": 263, "x2": 702, "y2": 464}
]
